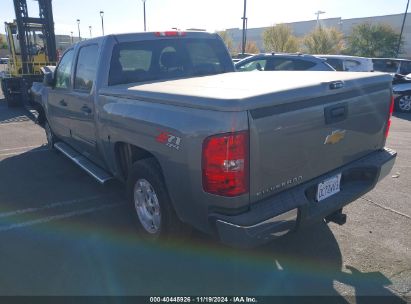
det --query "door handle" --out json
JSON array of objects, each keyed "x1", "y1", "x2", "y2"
[
  {"x1": 324, "y1": 103, "x2": 348, "y2": 124},
  {"x1": 331, "y1": 107, "x2": 345, "y2": 118},
  {"x1": 59, "y1": 99, "x2": 67, "y2": 107},
  {"x1": 81, "y1": 105, "x2": 92, "y2": 115}
]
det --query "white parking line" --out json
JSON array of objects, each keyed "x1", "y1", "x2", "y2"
[
  {"x1": 361, "y1": 197, "x2": 411, "y2": 220},
  {"x1": 0, "y1": 120, "x2": 32, "y2": 126},
  {"x1": 0, "y1": 145, "x2": 43, "y2": 152},
  {"x1": 0, "y1": 148, "x2": 49, "y2": 157},
  {"x1": 0, "y1": 195, "x2": 104, "y2": 219},
  {"x1": 0, "y1": 202, "x2": 125, "y2": 232}
]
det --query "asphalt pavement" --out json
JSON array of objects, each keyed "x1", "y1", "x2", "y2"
[{"x1": 0, "y1": 89, "x2": 409, "y2": 302}]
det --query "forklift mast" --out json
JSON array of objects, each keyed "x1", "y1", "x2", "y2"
[
  {"x1": 13, "y1": 0, "x2": 57, "y2": 75},
  {"x1": 0, "y1": 0, "x2": 57, "y2": 107}
]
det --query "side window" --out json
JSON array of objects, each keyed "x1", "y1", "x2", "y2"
[
  {"x1": 55, "y1": 49, "x2": 74, "y2": 89},
  {"x1": 326, "y1": 58, "x2": 344, "y2": 71},
  {"x1": 74, "y1": 45, "x2": 99, "y2": 92},
  {"x1": 237, "y1": 59, "x2": 267, "y2": 71},
  {"x1": 344, "y1": 60, "x2": 360, "y2": 71},
  {"x1": 399, "y1": 61, "x2": 411, "y2": 74},
  {"x1": 291, "y1": 59, "x2": 316, "y2": 70},
  {"x1": 267, "y1": 58, "x2": 316, "y2": 71}
]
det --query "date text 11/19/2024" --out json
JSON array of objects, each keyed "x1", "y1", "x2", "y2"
[{"x1": 149, "y1": 296, "x2": 258, "y2": 303}]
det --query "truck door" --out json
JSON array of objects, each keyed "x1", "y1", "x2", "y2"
[
  {"x1": 47, "y1": 49, "x2": 74, "y2": 141},
  {"x1": 69, "y1": 44, "x2": 101, "y2": 163}
]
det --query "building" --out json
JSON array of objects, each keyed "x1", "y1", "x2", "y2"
[
  {"x1": 226, "y1": 13, "x2": 411, "y2": 58},
  {"x1": 56, "y1": 35, "x2": 81, "y2": 51}
]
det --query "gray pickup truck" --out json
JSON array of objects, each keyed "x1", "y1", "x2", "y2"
[{"x1": 36, "y1": 31, "x2": 396, "y2": 247}]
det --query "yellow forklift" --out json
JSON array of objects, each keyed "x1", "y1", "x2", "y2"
[{"x1": 0, "y1": 0, "x2": 57, "y2": 107}]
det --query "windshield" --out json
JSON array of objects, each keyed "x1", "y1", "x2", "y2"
[{"x1": 109, "y1": 38, "x2": 234, "y2": 86}]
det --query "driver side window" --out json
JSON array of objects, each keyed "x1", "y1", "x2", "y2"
[
  {"x1": 55, "y1": 49, "x2": 74, "y2": 89},
  {"x1": 237, "y1": 59, "x2": 267, "y2": 72}
]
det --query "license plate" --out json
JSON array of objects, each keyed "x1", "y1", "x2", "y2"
[{"x1": 316, "y1": 173, "x2": 341, "y2": 202}]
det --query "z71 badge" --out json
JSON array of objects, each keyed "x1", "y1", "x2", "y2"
[{"x1": 156, "y1": 131, "x2": 182, "y2": 150}]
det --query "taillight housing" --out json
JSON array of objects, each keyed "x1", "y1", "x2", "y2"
[
  {"x1": 385, "y1": 96, "x2": 395, "y2": 138},
  {"x1": 202, "y1": 131, "x2": 249, "y2": 197},
  {"x1": 154, "y1": 31, "x2": 186, "y2": 37}
]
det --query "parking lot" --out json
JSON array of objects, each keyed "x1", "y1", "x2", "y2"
[{"x1": 0, "y1": 86, "x2": 410, "y2": 301}]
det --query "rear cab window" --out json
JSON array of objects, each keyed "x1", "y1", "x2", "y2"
[{"x1": 108, "y1": 37, "x2": 233, "y2": 86}]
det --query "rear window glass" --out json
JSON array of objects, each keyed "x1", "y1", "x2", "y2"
[
  {"x1": 119, "y1": 49, "x2": 152, "y2": 71},
  {"x1": 109, "y1": 38, "x2": 233, "y2": 86}
]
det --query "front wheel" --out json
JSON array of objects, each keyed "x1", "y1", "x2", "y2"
[
  {"x1": 395, "y1": 95, "x2": 411, "y2": 113},
  {"x1": 127, "y1": 158, "x2": 187, "y2": 240},
  {"x1": 44, "y1": 121, "x2": 57, "y2": 149}
]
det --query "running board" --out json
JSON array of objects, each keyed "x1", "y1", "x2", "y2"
[{"x1": 54, "y1": 142, "x2": 113, "y2": 184}]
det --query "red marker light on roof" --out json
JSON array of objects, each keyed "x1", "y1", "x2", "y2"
[{"x1": 155, "y1": 31, "x2": 186, "y2": 37}]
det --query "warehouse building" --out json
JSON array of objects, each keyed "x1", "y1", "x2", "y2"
[{"x1": 226, "y1": 13, "x2": 411, "y2": 58}]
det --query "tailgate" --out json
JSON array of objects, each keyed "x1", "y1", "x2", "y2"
[{"x1": 248, "y1": 76, "x2": 392, "y2": 203}]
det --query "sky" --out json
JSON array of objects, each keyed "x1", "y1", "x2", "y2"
[{"x1": 0, "y1": 0, "x2": 409, "y2": 37}]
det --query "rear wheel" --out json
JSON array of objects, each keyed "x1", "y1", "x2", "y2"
[
  {"x1": 127, "y1": 158, "x2": 187, "y2": 240},
  {"x1": 395, "y1": 95, "x2": 411, "y2": 113}
]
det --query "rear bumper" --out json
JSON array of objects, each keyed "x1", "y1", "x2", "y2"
[{"x1": 210, "y1": 148, "x2": 396, "y2": 248}]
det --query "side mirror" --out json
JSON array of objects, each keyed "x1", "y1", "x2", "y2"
[{"x1": 43, "y1": 72, "x2": 55, "y2": 87}]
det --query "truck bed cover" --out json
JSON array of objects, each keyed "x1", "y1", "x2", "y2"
[{"x1": 99, "y1": 71, "x2": 392, "y2": 111}]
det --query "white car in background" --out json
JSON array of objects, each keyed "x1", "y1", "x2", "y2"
[{"x1": 316, "y1": 55, "x2": 374, "y2": 72}]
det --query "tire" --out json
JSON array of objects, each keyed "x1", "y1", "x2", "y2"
[
  {"x1": 395, "y1": 95, "x2": 411, "y2": 113},
  {"x1": 127, "y1": 158, "x2": 187, "y2": 240},
  {"x1": 44, "y1": 121, "x2": 58, "y2": 149},
  {"x1": 6, "y1": 93, "x2": 20, "y2": 107}
]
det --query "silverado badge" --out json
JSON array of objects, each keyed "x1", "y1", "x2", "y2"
[{"x1": 324, "y1": 130, "x2": 346, "y2": 145}]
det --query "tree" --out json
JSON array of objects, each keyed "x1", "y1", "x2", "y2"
[
  {"x1": 346, "y1": 23, "x2": 403, "y2": 58},
  {"x1": 217, "y1": 31, "x2": 235, "y2": 55},
  {"x1": 0, "y1": 34, "x2": 8, "y2": 49},
  {"x1": 262, "y1": 24, "x2": 300, "y2": 53},
  {"x1": 303, "y1": 27, "x2": 344, "y2": 54},
  {"x1": 244, "y1": 41, "x2": 260, "y2": 54}
]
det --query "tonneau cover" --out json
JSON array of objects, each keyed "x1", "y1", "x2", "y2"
[{"x1": 99, "y1": 71, "x2": 392, "y2": 111}]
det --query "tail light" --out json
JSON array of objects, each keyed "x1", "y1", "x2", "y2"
[
  {"x1": 155, "y1": 31, "x2": 186, "y2": 37},
  {"x1": 385, "y1": 96, "x2": 395, "y2": 138},
  {"x1": 202, "y1": 131, "x2": 249, "y2": 197}
]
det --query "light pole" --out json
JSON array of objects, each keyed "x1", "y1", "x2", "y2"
[
  {"x1": 142, "y1": 0, "x2": 147, "y2": 32},
  {"x1": 100, "y1": 11, "x2": 105, "y2": 36},
  {"x1": 241, "y1": 0, "x2": 247, "y2": 55},
  {"x1": 70, "y1": 31, "x2": 73, "y2": 44},
  {"x1": 315, "y1": 10, "x2": 325, "y2": 27},
  {"x1": 89, "y1": 26, "x2": 92, "y2": 38},
  {"x1": 397, "y1": 0, "x2": 410, "y2": 57},
  {"x1": 76, "y1": 19, "x2": 81, "y2": 41}
]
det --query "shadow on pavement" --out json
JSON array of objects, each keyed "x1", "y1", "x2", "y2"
[
  {"x1": 394, "y1": 112, "x2": 411, "y2": 121},
  {"x1": 0, "y1": 99, "x2": 32, "y2": 124},
  {"x1": 0, "y1": 148, "x2": 406, "y2": 302}
]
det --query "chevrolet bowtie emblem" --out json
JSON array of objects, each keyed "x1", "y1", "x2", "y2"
[{"x1": 324, "y1": 130, "x2": 346, "y2": 145}]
